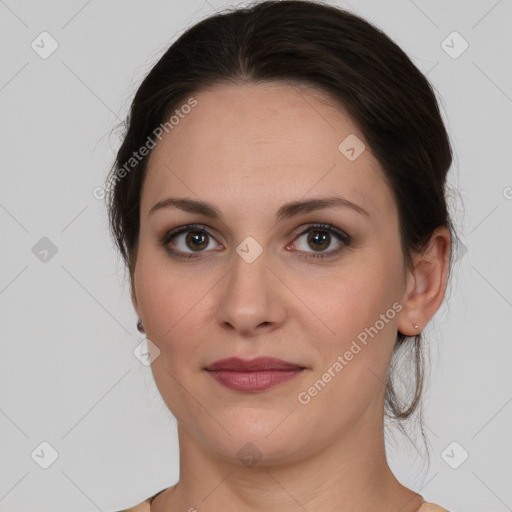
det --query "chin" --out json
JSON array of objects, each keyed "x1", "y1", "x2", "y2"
[{"x1": 204, "y1": 413, "x2": 313, "y2": 467}]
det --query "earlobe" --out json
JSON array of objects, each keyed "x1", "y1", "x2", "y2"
[
  {"x1": 136, "y1": 319, "x2": 145, "y2": 333},
  {"x1": 397, "y1": 227, "x2": 451, "y2": 337},
  {"x1": 131, "y1": 283, "x2": 145, "y2": 334}
]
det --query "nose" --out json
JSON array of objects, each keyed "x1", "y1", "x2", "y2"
[{"x1": 215, "y1": 248, "x2": 286, "y2": 337}]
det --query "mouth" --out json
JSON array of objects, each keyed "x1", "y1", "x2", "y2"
[{"x1": 204, "y1": 357, "x2": 307, "y2": 392}]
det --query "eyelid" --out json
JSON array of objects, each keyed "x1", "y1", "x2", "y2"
[
  {"x1": 160, "y1": 223, "x2": 217, "y2": 245},
  {"x1": 293, "y1": 222, "x2": 349, "y2": 242}
]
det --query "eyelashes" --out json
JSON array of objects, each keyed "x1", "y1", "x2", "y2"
[{"x1": 159, "y1": 222, "x2": 352, "y2": 261}]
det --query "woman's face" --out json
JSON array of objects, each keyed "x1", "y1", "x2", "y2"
[{"x1": 131, "y1": 82, "x2": 415, "y2": 464}]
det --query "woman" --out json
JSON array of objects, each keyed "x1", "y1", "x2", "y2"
[{"x1": 108, "y1": 1, "x2": 456, "y2": 510}]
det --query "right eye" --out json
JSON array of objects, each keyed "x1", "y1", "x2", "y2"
[{"x1": 160, "y1": 224, "x2": 223, "y2": 259}]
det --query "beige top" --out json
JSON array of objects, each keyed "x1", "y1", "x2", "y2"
[{"x1": 117, "y1": 488, "x2": 451, "y2": 512}]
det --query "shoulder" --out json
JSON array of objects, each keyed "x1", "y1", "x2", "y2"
[
  {"x1": 116, "y1": 495, "x2": 450, "y2": 512},
  {"x1": 115, "y1": 497, "x2": 151, "y2": 512},
  {"x1": 418, "y1": 502, "x2": 452, "y2": 512},
  {"x1": 115, "y1": 487, "x2": 168, "y2": 512}
]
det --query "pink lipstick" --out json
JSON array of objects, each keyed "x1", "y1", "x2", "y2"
[{"x1": 205, "y1": 357, "x2": 306, "y2": 392}]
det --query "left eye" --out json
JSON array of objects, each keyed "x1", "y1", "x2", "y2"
[{"x1": 290, "y1": 224, "x2": 351, "y2": 259}]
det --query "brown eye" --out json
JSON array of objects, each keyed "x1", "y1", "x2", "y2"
[
  {"x1": 184, "y1": 230, "x2": 209, "y2": 251},
  {"x1": 306, "y1": 229, "x2": 331, "y2": 252},
  {"x1": 160, "y1": 224, "x2": 222, "y2": 259},
  {"x1": 292, "y1": 223, "x2": 351, "y2": 260}
]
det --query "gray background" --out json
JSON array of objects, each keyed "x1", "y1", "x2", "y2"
[{"x1": 0, "y1": 0, "x2": 511, "y2": 510}]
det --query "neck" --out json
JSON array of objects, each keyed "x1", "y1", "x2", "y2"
[{"x1": 153, "y1": 400, "x2": 423, "y2": 512}]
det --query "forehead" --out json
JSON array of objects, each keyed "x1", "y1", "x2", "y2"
[{"x1": 141, "y1": 82, "x2": 394, "y2": 222}]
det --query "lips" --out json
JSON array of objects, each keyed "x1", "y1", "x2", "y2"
[
  {"x1": 205, "y1": 357, "x2": 307, "y2": 392},
  {"x1": 205, "y1": 357, "x2": 305, "y2": 371}
]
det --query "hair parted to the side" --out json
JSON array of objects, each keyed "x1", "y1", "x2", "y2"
[{"x1": 105, "y1": 0, "x2": 457, "y2": 466}]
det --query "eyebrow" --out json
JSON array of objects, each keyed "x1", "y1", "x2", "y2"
[{"x1": 148, "y1": 196, "x2": 369, "y2": 221}]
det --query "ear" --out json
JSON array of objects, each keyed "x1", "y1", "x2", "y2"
[{"x1": 397, "y1": 226, "x2": 451, "y2": 336}]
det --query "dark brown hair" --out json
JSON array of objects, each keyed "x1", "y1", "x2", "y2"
[{"x1": 105, "y1": 0, "x2": 456, "y2": 455}]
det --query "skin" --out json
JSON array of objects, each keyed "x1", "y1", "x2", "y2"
[{"x1": 130, "y1": 82, "x2": 451, "y2": 511}]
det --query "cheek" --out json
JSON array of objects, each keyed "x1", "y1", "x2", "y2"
[
  {"x1": 135, "y1": 250, "x2": 196, "y2": 345},
  {"x1": 306, "y1": 262, "x2": 401, "y2": 377},
  {"x1": 307, "y1": 269, "x2": 391, "y2": 337},
  {"x1": 134, "y1": 251, "x2": 221, "y2": 383},
  {"x1": 297, "y1": 285, "x2": 400, "y2": 423}
]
